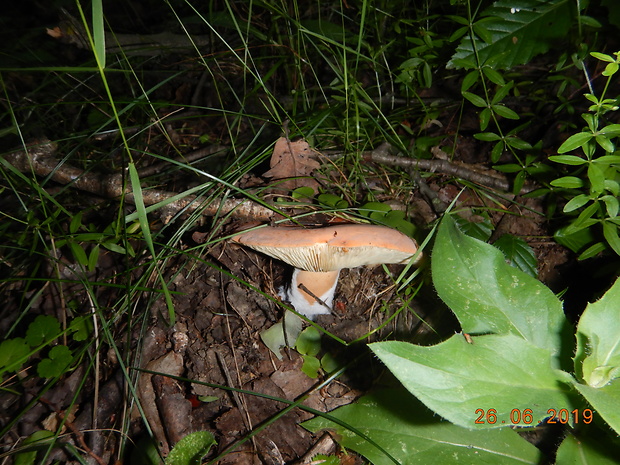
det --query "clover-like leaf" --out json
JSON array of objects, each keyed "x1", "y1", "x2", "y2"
[
  {"x1": 25, "y1": 315, "x2": 61, "y2": 347},
  {"x1": 37, "y1": 345, "x2": 73, "y2": 378}
]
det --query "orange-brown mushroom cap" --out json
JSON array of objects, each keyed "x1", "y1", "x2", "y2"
[
  {"x1": 231, "y1": 224, "x2": 421, "y2": 319},
  {"x1": 231, "y1": 224, "x2": 420, "y2": 272}
]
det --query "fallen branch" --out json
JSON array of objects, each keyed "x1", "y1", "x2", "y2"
[
  {"x1": 2, "y1": 138, "x2": 282, "y2": 223},
  {"x1": 355, "y1": 142, "x2": 537, "y2": 194}
]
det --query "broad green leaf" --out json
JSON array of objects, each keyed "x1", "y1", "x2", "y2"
[
  {"x1": 69, "y1": 211, "x2": 83, "y2": 234},
  {"x1": 300, "y1": 355, "x2": 321, "y2": 378},
  {"x1": 448, "y1": 0, "x2": 573, "y2": 70},
  {"x1": 303, "y1": 389, "x2": 543, "y2": 465},
  {"x1": 14, "y1": 430, "x2": 55, "y2": 465},
  {"x1": 573, "y1": 380, "x2": 620, "y2": 435},
  {"x1": 166, "y1": 431, "x2": 217, "y2": 465},
  {"x1": 491, "y1": 140, "x2": 504, "y2": 162},
  {"x1": 25, "y1": 315, "x2": 60, "y2": 347},
  {"x1": 602, "y1": 222, "x2": 620, "y2": 256},
  {"x1": 575, "y1": 277, "x2": 620, "y2": 387},
  {"x1": 260, "y1": 311, "x2": 303, "y2": 360},
  {"x1": 454, "y1": 215, "x2": 493, "y2": 242},
  {"x1": 548, "y1": 155, "x2": 587, "y2": 165},
  {"x1": 602, "y1": 195, "x2": 619, "y2": 218},
  {"x1": 492, "y1": 104, "x2": 519, "y2": 119},
  {"x1": 461, "y1": 70, "x2": 479, "y2": 92},
  {"x1": 474, "y1": 132, "x2": 501, "y2": 142},
  {"x1": 92, "y1": 0, "x2": 105, "y2": 68},
  {"x1": 588, "y1": 163, "x2": 606, "y2": 195},
  {"x1": 563, "y1": 194, "x2": 591, "y2": 213},
  {"x1": 595, "y1": 154, "x2": 620, "y2": 165},
  {"x1": 432, "y1": 215, "x2": 566, "y2": 358},
  {"x1": 591, "y1": 52, "x2": 615, "y2": 63},
  {"x1": 493, "y1": 163, "x2": 522, "y2": 173},
  {"x1": 505, "y1": 137, "x2": 532, "y2": 150},
  {"x1": 0, "y1": 338, "x2": 30, "y2": 375},
  {"x1": 595, "y1": 135, "x2": 615, "y2": 153},
  {"x1": 482, "y1": 66, "x2": 505, "y2": 85},
  {"x1": 578, "y1": 242, "x2": 608, "y2": 260},
  {"x1": 558, "y1": 132, "x2": 594, "y2": 153},
  {"x1": 492, "y1": 234, "x2": 537, "y2": 277},
  {"x1": 604, "y1": 179, "x2": 620, "y2": 196},
  {"x1": 37, "y1": 345, "x2": 73, "y2": 378},
  {"x1": 462, "y1": 91, "x2": 487, "y2": 108},
  {"x1": 599, "y1": 124, "x2": 620, "y2": 136},
  {"x1": 479, "y1": 107, "x2": 492, "y2": 131},
  {"x1": 318, "y1": 193, "x2": 349, "y2": 209},
  {"x1": 291, "y1": 186, "x2": 315, "y2": 200},
  {"x1": 551, "y1": 176, "x2": 584, "y2": 189},
  {"x1": 555, "y1": 431, "x2": 620, "y2": 465},
  {"x1": 553, "y1": 226, "x2": 595, "y2": 252},
  {"x1": 359, "y1": 202, "x2": 391, "y2": 216},
  {"x1": 513, "y1": 170, "x2": 526, "y2": 195},
  {"x1": 69, "y1": 315, "x2": 92, "y2": 342},
  {"x1": 295, "y1": 327, "x2": 321, "y2": 357},
  {"x1": 69, "y1": 241, "x2": 88, "y2": 267},
  {"x1": 564, "y1": 203, "x2": 600, "y2": 235},
  {"x1": 370, "y1": 334, "x2": 573, "y2": 429}
]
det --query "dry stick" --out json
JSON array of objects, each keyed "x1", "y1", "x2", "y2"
[
  {"x1": 353, "y1": 141, "x2": 538, "y2": 194},
  {"x1": 3, "y1": 139, "x2": 280, "y2": 222}
]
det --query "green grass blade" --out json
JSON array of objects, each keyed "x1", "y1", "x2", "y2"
[{"x1": 128, "y1": 162, "x2": 176, "y2": 325}]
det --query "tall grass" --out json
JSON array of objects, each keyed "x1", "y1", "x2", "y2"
[{"x1": 0, "y1": 0, "x2": 440, "y2": 462}]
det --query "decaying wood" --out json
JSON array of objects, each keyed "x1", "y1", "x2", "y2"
[
  {"x1": 362, "y1": 142, "x2": 537, "y2": 194},
  {"x1": 3, "y1": 138, "x2": 282, "y2": 223},
  {"x1": 2, "y1": 137, "x2": 530, "y2": 229}
]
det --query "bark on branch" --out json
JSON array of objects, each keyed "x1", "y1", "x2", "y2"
[
  {"x1": 356, "y1": 142, "x2": 536, "y2": 194},
  {"x1": 3, "y1": 139, "x2": 282, "y2": 223}
]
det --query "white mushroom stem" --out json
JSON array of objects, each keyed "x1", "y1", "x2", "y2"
[{"x1": 279, "y1": 269, "x2": 340, "y2": 319}]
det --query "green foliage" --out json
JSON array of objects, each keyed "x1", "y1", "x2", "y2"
[
  {"x1": 0, "y1": 338, "x2": 30, "y2": 379},
  {"x1": 572, "y1": 278, "x2": 620, "y2": 433},
  {"x1": 367, "y1": 215, "x2": 618, "y2": 436},
  {"x1": 260, "y1": 311, "x2": 304, "y2": 361},
  {"x1": 0, "y1": 315, "x2": 86, "y2": 381},
  {"x1": 295, "y1": 326, "x2": 341, "y2": 378},
  {"x1": 165, "y1": 431, "x2": 216, "y2": 465},
  {"x1": 491, "y1": 234, "x2": 538, "y2": 277},
  {"x1": 555, "y1": 433, "x2": 620, "y2": 465},
  {"x1": 37, "y1": 345, "x2": 73, "y2": 378},
  {"x1": 550, "y1": 51, "x2": 620, "y2": 259},
  {"x1": 433, "y1": 216, "x2": 565, "y2": 356},
  {"x1": 304, "y1": 389, "x2": 543, "y2": 464},
  {"x1": 25, "y1": 315, "x2": 60, "y2": 347},
  {"x1": 13, "y1": 430, "x2": 55, "y2": 465},
  {"x1": 306, "y1": 215, "x2": 620, "y2": 463},
  {"x1": 449, "y1": 0, "x2": 574, "y2": 70},
  {"x1": 359, "y1": 202, "x2": 417, "y2": 237}
]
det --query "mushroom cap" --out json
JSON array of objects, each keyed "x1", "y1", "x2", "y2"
[{"x1": 231, "y1": 224, "x2": 420, "y2": 272}]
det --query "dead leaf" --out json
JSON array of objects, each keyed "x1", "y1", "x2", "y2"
[{"x1": 263, "y1": 137, "x2": 321, "y2": 192}]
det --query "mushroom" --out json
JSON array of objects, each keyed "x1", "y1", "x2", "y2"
[{"x1": 231, "y1": 224, "x2": 421, "y2": 319}]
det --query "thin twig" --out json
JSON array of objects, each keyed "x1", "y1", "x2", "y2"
[{"x1": 324, "y1": 141, "x2": 538, "y2": 194}]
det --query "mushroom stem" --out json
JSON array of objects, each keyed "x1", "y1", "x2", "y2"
[{"x1": 279, "y1": 269, "x2": 340, "y2": 319}]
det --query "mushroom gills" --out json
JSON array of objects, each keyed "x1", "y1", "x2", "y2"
[{"x1": 279, "y1": 269, "x2": 340, "y2": 319}]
